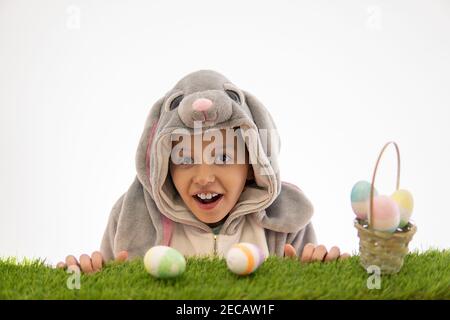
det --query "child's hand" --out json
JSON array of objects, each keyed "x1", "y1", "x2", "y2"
[
  {"x1": 55, "y1": 251, "x2": 128, "y2": 274},
  {"x1": 284, "y1": 243, "x2": 350, "y2": 263}
]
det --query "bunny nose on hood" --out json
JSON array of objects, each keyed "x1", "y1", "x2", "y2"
[
  {"x1": 177, "y1": 92, "x2": 233, "y2": 128},
  {"x1": 192, "y1": 98, "x2": 213, "y2": 111},
  {"x1": 191, "y1": 98, "x2": 217, "y2": 123}
]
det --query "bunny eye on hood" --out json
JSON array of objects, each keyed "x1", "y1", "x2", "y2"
[
  {"x1": 169, "y1": 90, "x2": 239, "y2": 112},
  {"x1": 169, "y1": 94, "x2": 184, "y2": 110},
  {"x1": 225, "y1": 90, "x2": 241, "y2": 104}
]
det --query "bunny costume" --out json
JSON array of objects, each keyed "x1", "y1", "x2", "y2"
[{"x1": 100, "y1": 70, "x2": 317, "y2": 261}]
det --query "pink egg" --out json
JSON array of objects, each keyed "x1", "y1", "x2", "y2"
[{"x1": 370, "y1": 195, "x2": 400, "y2": 233}]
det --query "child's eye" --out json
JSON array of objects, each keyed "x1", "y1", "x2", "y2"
[
  {"x1": 215, "y1": 154, "x2": 232, "y2": 164},
  {"x1": 180, "y1": 156, "x2": 194, "y2": 165}
]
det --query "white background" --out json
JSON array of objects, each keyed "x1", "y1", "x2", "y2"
[{"x1": 1, "y1": 0, "x2": 449, "y2": 265}]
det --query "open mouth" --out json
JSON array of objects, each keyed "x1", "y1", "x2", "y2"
[{"x1": 192, "y1": 193, "x2": 223, "y2": 205}]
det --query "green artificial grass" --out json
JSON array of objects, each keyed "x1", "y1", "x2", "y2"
[{"x1": 0, "y1": 250, "x2": 448, "y2": 299}]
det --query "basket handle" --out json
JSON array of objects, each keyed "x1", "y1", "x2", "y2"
[{"x1": 369, "y1": 141, "x2": 401, "y2": 228}]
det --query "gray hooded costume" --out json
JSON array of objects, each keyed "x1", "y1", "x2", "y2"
[{"x1": 100, "y1": 70, "x2": 317, "y2": 262}]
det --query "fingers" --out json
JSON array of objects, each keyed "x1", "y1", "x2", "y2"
[
  {"x1": 339, "y1": 253, "x2": 351, "y2": 260},
  {"x1": 65, "y1": 255, "x2": 79, "y2": 267},
  {"x1": 324, "y1": 246, "x2": 341, "y2": 262},
  {"x1": 91, "y1": 251, "x2": 104, "y2": 272},
  {"x1": 62, "y1": 252, "x2": 104, "y2": 274},
  {"x1": 284, "y1": 244, "x2": 297, "y2": 258},
  {"x1": 311, "y1": 245, "x2": 327, "y2": 262},
  {"x1": 299, "y1": 245, "x2": 351, "y2": 264},
  {"x1": 79, "y1": 254, "x2": 94, "y2": 274},
  {"x1": 300, "y1": 243, "x2": 315, "y2": 263},
  {"x1": 115, "y1": 251, "x2": 128, "y2": 262}
]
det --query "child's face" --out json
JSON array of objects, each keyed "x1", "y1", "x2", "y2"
[{"x1": 169, "y1": 129, "x2": 251, "y2": 225}]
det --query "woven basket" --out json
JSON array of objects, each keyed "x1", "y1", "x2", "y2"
[{"x1": 354, "y1": 141, "x2": 417, "y2": 274}]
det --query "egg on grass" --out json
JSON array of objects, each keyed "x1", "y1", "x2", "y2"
[
  {"x1": 226, "y1": 243, "x2": 266, "y2": 276},
  {"x1": 143, "y1": 246, "x2": 186, "y2": 279}
]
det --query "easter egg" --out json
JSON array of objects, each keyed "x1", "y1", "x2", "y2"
[
  {"x1": 391, "y1": 189, "x2": 414, "y2": 228},
  {"x1": 370, "y1": 195, "x2": 400, "y2": 233},
  {"x1": 226, "y1": 243, "x2": 266, "y2": 276},
  {"x1": 143, "y1": 246, "x2": 186, "y2": 279},
  {"x1": 351, "y1": 180, "x2": 378, "y2": 220}
]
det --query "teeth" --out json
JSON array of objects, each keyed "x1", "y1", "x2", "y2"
[{"x1": 196, "y1": 193, "x2": 219, "y2": 200}]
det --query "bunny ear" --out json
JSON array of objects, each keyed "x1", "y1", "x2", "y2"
[
  {"x1": 243, "y1": 90, "x2": 281, "y2": 158},
  {"x1": 242, "y1": 91, "x2": 276, "y2": 128},
  {"x1": 136, "y1": 97, "x2": 165, "y2": 194},
  {"x1": 242, "y1": 90, "x2": 281, "y2": 194}
]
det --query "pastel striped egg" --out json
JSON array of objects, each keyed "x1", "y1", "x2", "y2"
[
  {"x1": 391, "y1": 189, "x2": 414, "y2": 228},
  {"x1": 351, "y1": 180, "x2": 378, "y2": 220},
  {"x1": 144, "y1": 246, "x2": 186, "y2": 279},
  {"x1": 226, "y1": 243, "x2": 266, "y2": 276},
  {"x1": 371, "y1": 195, "x2": 401, "y2": 233}
]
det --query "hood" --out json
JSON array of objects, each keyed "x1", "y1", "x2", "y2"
[{"x1": 135, "y1": 70, "x2": 285, "y2": 233}]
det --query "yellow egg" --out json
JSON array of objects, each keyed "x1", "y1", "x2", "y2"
[{"x1": 391, "y1": 189, "x2": 414, "y2": 228}]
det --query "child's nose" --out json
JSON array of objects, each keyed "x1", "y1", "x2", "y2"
[
  {"x1": 192, "y1": 98, "x2": 213, "y2": 112},
  {"x1": 193, "y1": 165, "x2": 215, "y2": 185}
]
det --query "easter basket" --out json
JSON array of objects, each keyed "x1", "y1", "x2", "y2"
[{"x1": 354, "y1": 141, "x2": 417, "y2": 274}]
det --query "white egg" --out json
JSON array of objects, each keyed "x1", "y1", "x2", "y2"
[{"x1": 226, "y1": 243, "x2": 266, "y2": 276}]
